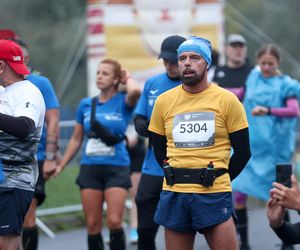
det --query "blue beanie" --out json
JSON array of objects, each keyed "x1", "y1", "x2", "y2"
[{"x1": 177, "y1": 36, "x2": 212, "y2": 66}]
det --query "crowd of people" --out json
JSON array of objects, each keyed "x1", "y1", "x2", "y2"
[{"x1": 0, "y1": 28, "x2": 300, "y2": 250}]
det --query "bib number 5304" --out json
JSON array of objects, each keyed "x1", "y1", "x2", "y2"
[
  {"x1": 180, "y1": 122, "x2": 207, "y2": 133},
  {"x1": 172, "y1": 112, "x2": 215, "y2": 148}
]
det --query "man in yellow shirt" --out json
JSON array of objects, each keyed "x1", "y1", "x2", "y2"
[{"x1": 148, "y1": 36, "x2": 251, "y2": 250}]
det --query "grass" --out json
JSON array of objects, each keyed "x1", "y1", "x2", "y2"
[{"x1": 39, "y1": 164, "x2": 81, "y2": 209}]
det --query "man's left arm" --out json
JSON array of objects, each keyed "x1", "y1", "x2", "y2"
[{"x1": 228, "y1": 128, "x2": 251, "y2": 181}]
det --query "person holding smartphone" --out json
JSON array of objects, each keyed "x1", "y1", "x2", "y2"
[{"x1": 267, "y1": 174, "x2": 300, "y2": 245}]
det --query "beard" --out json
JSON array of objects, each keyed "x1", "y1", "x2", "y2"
[{"x1": 180, "y1": 69, "x2": 206, "y2": 86}]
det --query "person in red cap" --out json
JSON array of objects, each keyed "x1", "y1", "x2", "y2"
[
  {"x1": 0, "y1": 39, "x2": 45, "y2": 250},
  {"x1": 0, "y1": 39, "x2": 31, "y2": 76},
  {"x1": 0, "y1": 30, "x2": 61, "y2": 250}
]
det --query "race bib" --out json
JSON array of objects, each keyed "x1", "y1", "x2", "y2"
[
  {"x1": 85, "y1": 138, "x2": 115, "y2": 156},
  {"x1": 172, "y1": 112, "x2": 215, "y2": 148}
]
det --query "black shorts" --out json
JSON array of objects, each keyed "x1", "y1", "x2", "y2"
[
  {"x1": 34, "y1": 161, "x2": 46, "y2": 206},
  {"x1": 0, "y1": 187, "x2": 33, "y2": 236},
  {"x1": 76, "y1": 164, "x2": 132, "y2": 191}
]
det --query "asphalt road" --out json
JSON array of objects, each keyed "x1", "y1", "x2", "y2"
[{"x1": 39, "y1": 206, "x2": 300, "y2": 250}]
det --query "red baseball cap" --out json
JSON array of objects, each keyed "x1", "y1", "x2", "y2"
[
  {"x1": 0, "y1": 29, "x2": 19, "y2": 40},
  {"x1": 0, "y1": 39, "x2": 30, "y2": 75}
]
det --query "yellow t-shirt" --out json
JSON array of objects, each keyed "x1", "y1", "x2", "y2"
[{"x1": 148, "y1": 83, "x2": 248, "y2": 193}]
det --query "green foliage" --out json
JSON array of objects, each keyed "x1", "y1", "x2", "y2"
[
  {"x1": 0, "y1": 0, "x2": 87, "y2": 111},
  {"x1": 225, "y1": 0, "x2": 300, "y2": 79}
]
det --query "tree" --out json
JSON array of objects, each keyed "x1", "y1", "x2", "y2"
[
  {"x1": 0, "y1": 0, "x2": 86, "y2": 111},
  {"x1": 225, "y1": 0, "x2": 300, "y2": 79}
]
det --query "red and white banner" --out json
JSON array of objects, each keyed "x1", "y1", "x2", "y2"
[
  {"x1": 86, "y1": 0, "x2": 106, "y2": 96},
  {"x1": 86, "y1": 0, "x2": 224, "y2": 95}
]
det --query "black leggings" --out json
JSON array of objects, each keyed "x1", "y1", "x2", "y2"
[{"x1": 135, "y1": 173, "x2": 163, "y2": 250}]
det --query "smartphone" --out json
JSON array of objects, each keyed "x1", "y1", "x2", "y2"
[{"x1": 276, "y1": 163, "x2": 292, "y2": 188}]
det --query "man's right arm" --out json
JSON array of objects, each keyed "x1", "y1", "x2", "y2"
[
  {"x1": 133, "y1": 80, "x2": 150, "y2": 137},
  {"x1": 0, "y1": 114, "x2": 35, "y2": 138},
  {"x1": 45, "y1": 108, "x2": 60, "y2": 155},
  {"x1": 134, "y1": 115, "x2": 149, "y2": 137}
]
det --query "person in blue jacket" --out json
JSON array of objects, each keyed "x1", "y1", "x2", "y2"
[
  {"x1": 134, "y1": 35, "x2": 186, "y2": 250},
  {"x1": 232, "y1": 43, "x2": 300, "y2": 250},
  {"x1": 53, "y1": 58, "x2": 140, "y2": 250}
]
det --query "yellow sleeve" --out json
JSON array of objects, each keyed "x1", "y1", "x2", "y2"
[
  {"x1": 225, "y1": 96, "x2": 248, "y2": 133},
  {"x1": 148, "y1": 97, "x2": 166, "y2": 135}
]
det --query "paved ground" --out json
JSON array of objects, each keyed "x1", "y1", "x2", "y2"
[{"x1": 39, "y1": 205, "x2": 300, "y2": 250}]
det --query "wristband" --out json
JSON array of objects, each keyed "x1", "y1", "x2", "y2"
[
  {"x1": 46, "y1": 152, "x2": 55, "y2": 161},
  {"x1": 47, "y1": 140, "x2": 57, "y2": 145},
  {"x1": 267, "y1": 107, "x2": 272, "y2": 115}
]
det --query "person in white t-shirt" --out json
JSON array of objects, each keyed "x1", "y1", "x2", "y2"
[{"x1": 0, "y1": 39, "x2": 45, "y2": 250}]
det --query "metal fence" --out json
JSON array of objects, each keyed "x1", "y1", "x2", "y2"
[{"x1": 37, "y1": 120, "x2": 133, "y2": 238}]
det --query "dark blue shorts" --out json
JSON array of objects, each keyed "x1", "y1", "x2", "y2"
[
  {"x1": 76, "y1": 164, "x2": 131, "y2": 191},
  {"x1": 0, "y1": 187, "x2": 34, "y2": 235},
  {"x1": 154, "y1": 191, "x2": 233, "y2": 233}
]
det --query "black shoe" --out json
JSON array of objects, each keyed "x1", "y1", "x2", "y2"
[
  {"x1": 281, "y1": 244, "x2": 295, "y2": 250},
  {"x1": 240, "y1": 244, "x2": 250, "y2": 250}
]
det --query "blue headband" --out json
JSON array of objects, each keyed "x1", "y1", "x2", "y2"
[{"x1": 177, "y1": 36, "x2": 212, "y2": 66}]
